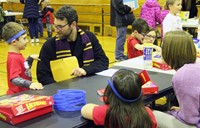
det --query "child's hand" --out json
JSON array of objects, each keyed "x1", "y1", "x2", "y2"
[
  {"x1": 154, "y1": 45, "x2": 161, "y2": 52},
  {"x1": 170, "y1": 106, "x2": 180, "y2": 111},
  {"x1": 30, "y1": 54, "x2": 40, "y2": 61},
  {"x1": 29, "y1": 82, "x2": 44, "y2": 90}
]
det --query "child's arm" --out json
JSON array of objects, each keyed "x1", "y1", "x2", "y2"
[
  {"x1": 134, "y1": 43, "x2": 144, "y2": 51},
  {"x1": 11, "y1": 77, "x2": 43, "y2": 90},
  {"x1": 81, "y1": 103, "x2": 98, "y2": 120},
  {"x1": 153, "y1": 45, "x2": 161, "y2": 52},
  {"x1": 135, "y1": 44, "x2": 161, "y2": 52}
]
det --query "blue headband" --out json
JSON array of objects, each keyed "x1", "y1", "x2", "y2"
[
  {"x1": 108, "y1": 79, "x2": 142, "y2": 103},
  {"x1": 6, "y1": 30, "x2": 26, "y2": 44}
]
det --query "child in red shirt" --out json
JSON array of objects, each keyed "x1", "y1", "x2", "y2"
[
  {"x1": 127, "y1": 18, "x2": 161, "y2": 59},
  {"x1": 2, "y1": 22, "x2": 44, "y2": 95},
  {"x1": 81, "y1": 69, "x2": 158, "y2": 128}
]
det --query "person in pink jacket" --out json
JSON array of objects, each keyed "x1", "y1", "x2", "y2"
[{"x1": 140, "y1": 0, "x2": 169, "y2": 29}]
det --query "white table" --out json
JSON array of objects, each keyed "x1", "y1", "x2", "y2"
[
  {"x1": 114, "y1": 56, "x2": 200, "y2": 75},
  {"x1": 114, "y1": 56, "x2": 176, "y2": 75},
  {"x1": 4, "y1": 11, "x2": 23, "y2": 16},
  {"x1": 182, "y1": 18, "x2": 198, "y2": 28}
]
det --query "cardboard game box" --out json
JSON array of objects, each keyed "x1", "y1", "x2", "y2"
[
  {"x1": 138, "y1": 70, "x2": 158, "y2": 94},
  {"x1": 153, "y1": 54, "x2": 171, "y2": 70},
  {"x1": 0, "y1": 94, "x2": 54, "y2": 125},
  {"x1": 97, "y1": 70, "x2": 158, "y2": 96}
]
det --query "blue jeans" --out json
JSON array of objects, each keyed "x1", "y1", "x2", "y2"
[
  {"x1": 38, "y1": 18, "x2": 43, "y2": 36},
  {"x1": 46, "y1": 23, "x2": 52, "y2": 32},
  {"x1": 115, "y1": 26, "x2": 127, "y2": 59}
]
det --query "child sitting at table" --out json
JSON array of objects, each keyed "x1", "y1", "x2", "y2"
[
  {"x1": 2, "y1": 22, "x2": 43, "y2": 95},
  {"x1": 162, "y1": 0, "x2": 182, "y2": 36},
  {"x1": 127, "y1": 18, "x2": 161, "y2": 59},
  {"x1": 81, "y1": 69, "x2": 158, "y2": 128},
  {"x1": 153, "y1": 31, "x2": 199, "y2": 128}
]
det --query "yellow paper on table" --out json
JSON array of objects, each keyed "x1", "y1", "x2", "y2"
[
  {"x1": 50, "y1": 56, "x2": 79, "y2": 82},
  {"x1": 179, "y1": 11, "x2": 190, "y2": 21}
]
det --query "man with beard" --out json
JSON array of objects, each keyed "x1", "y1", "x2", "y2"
[{"x1": 37, "y1": 5, "x2": 109, "y2": 85}]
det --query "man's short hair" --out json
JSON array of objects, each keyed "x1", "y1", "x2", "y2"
[{"x1": 55, "y1": 5, "x2": 78, "y2": 25}]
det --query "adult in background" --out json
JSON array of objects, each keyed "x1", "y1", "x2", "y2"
[
  {"x1": 37, "y1": 5, "x2": 109, "y2": 85},
  {"x1": 20, "y1": 0, "x2": 41, "y2": 44},
  {"x1": 182, "y1": 0, "x2": 198, "y2": 19},
  {"x1": 110, "y1": 0, "x2": 135, "y2": 62},
  {"x1": 181, "y1": 0, "x2": 198, "y2": 37}
]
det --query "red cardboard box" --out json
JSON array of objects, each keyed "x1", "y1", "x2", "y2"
[
  {"x1": 0, "y1": 94, "x2": 54, "y2": 125},
  {"x1": 153, "y1": 61, "x2": 171, "y2": 70},
  {"x1": 138, "y1": 70, "x2": 158, "y2": 94},
  {"x1": 153, "y1": 55, "x2": 171, "y2": 70}
]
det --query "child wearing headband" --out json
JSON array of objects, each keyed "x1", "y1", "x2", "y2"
[
  {"x1": 81, "y1": 69, "x2": 158, "y2": 127},
  {"x1": 2, "y1": 22, "x2": 43, "y2": 95}
]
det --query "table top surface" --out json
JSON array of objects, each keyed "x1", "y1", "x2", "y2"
[
  {"x1": 4, "y1": 11, "x2": 23, "y2": 16},
  {"x1": 182, "y1": 18, "x2": 198, "y2": 28},
  {"x1": 114, "y1": 56, "x2": 176, "y2": 75},
  {"x1": 0, "y1": 67, "x2": 173, "y2": 128}
]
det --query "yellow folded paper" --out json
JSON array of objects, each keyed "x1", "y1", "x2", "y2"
[{"x1": 50, "y1": 56, "x2": 79, "y2": 82}]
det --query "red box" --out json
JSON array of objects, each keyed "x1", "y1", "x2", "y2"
[
  {"x1": 138, "y1": 70, "x2": 158, "y2": 95},
  {"x1": 0, "y1": 94, "x2": 54, "y2": 125},
  {"x1": 153, "y1": 61, "x2": 171, "y2": 70},
  {"x1": 153, "y1": 55, "x2": 171, "y2": 70}
]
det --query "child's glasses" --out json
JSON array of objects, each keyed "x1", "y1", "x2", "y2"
[
  {"x1": 138, "y1": 31, "x2": 146, "y2": 37},
  {"x1": 145, "y1": 35, "x2": 157, "y2": 39}
]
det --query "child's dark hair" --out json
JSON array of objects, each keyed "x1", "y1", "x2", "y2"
[
  {"x1": 104, "y1": 69, "x2": 152, "y2": 128},
  {"x1": 55, "y1": 5, "x2": 78, "y2": 25},
  {"x1": 132, "y1": 18, "x2": 149, "y2": 34},
  {"x1": 2, "y1": 22, "x2": 24, "y2": 42}
]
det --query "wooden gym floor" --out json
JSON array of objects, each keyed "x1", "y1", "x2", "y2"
[{"x1": 0, "y1": 33, "x2": 124, "y2": 96}]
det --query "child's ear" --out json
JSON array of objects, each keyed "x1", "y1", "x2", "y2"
[
  {"x1": 133, "y1": 30, "x2": 138, "y2": 34},
  {"x1": 168, "y1": 4, "x2": 173, "y2": 9},
  {"x1": 10, "y1": 40, "x2": 17, "y2": 46}
]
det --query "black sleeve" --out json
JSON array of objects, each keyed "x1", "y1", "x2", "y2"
[
  {"x1": 37, "y1": 39, "x2": 56, "y2": 85},
  {"x1": 49, "y1": 8, "x2": 54, "y2": 13},
  {"x1": 26, "y1": 56, "x2": 34, "y2": 68},
  {"x1": 112, "y1": 0, "x2": 131, "y2": 15},
  {"x1": 20, "y1": 0, "x2": 25, "y2": 4},
  {"x1": 81, "y1": 32, "x2": 109, "y2": 75}
]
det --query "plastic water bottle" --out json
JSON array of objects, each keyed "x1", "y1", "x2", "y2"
[{"x1": 143, "y1": 43, "x2": 153, "y2": 68}]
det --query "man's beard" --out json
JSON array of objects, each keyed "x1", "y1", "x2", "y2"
[{"x1": 58, "y1": 28, "x2": 73, "y2": 40}]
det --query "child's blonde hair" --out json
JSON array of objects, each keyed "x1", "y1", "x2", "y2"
[
  {"x1": 2, "y1": 22, "x2": 24, "y2": 42},
  {"x1": 164, "y1": 0, "x2": 177, "y2": 10}
]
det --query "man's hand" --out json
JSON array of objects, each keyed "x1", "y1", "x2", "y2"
[
  {"x1": 72, "y1": 68, "x2": 87, "y2": 77},
  {"x1": 170, "y1": 106, "x2": 180, "y2": 111},
  {"x1": 30, "y1": 54, "x2": 40, "y2": 61}
]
